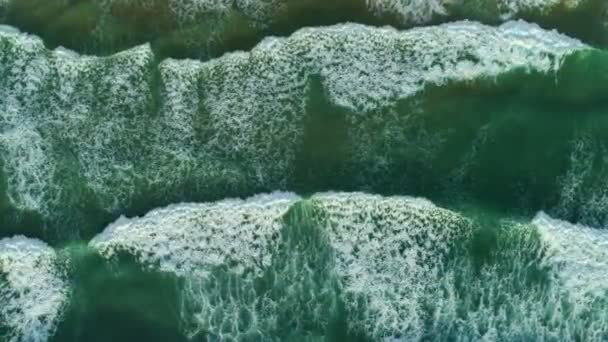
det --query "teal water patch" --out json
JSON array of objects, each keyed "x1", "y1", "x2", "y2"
[
  {"x1": 3, "y1": 21, "x2": 605, "y2": 241},
  {"x1": 49, "y1": 246, "x2": 187, "y2": 342}
]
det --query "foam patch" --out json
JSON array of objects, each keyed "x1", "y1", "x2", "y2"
[
  {"x1": 367, "y1": 0, "x2": 586, "y2": 23},
  {"x1": 0, "y1": 21, "x2": 588, "y2": 237},
  {"x1": 90, "y1": 192, "x2": 300, "y2": 278},
  {"x1": 535, "y1": 212, "x2": 608, "y2": 302},
  {"x1": 90, "y1": 192, "x2": 474, "y2": 339},
  {"x1": 0, "y1": 236, "x2": 69, "y2": 342},
  {"x1": 312, "y1": 192, "x2": 472, "y2": 339}
]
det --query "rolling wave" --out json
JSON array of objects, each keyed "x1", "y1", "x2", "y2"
[
  {"x1": 2, "y1": 20, "x2": 603, "y2": 241},
  {"x1": 3, "y1": 192, "x2": 608, "y2": 340},
  {"x1": 0, "y1": 0, "x2": 605, "y2": 58},
  {"x1": 1, "y1": 3, "x2": 607, "y2": 340}
]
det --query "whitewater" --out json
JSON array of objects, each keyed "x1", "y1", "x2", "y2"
[{"x1": 1, "y1": 0, "x2": 608, "y2": 341}]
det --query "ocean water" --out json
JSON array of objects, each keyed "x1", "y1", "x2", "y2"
[{"x1": 1, "y1": 1, "x2": 608, "y2": 341}]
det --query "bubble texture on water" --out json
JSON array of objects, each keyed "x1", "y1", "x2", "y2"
[{"x1": 0, "y1": 236, "x2": 69, "y2": 342}]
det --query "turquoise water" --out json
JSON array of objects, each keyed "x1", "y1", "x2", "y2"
[{"x1": 1, "y1": 1, "x2": 608, "y2": 341}]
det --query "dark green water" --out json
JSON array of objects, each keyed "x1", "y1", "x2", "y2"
[
  {"x1": 1, "y1": 0, "x2": 607, "y2": 58},
  {"x1": 1, "y1": 1, "x2": 608, "y2": 341}
]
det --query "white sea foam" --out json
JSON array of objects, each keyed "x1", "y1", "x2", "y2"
[
  {"x1": 0, "y1": 31, "x2": 55, "y2": 213},
  {"x1": 535, "y1": 212, "x2": 608, "y2": 302},
  {"x1": 427, "y1": 213, "x2": 608, "y2": 340},
  {"x1": 366, "y1": 0, "x2": 586, "y2": 23},
  {"x1": 430, "y1": 217, "x2": 608, "y2": 341},
  {"x1": 90, "y1": 192, "x2": 301, "y2": 339},
  {"x1": 499, "y1": 0, "x2": 582, "y2": 18},
  {"x1": 90, "y1": 192, "x2": 473, "y2": 339},
  {"x1": 0, "y1": 25, "x2": 19, "y2": 34},
  {"x1": 192, "y1": 19, "x2": 587, "y2": 195},
  {"x1": 312, "y1": 192, "x2": 472, "y2": 339},
  {"x1": 90, "y1": 192, "x2": 299, "y2": 278},
  {"x1": 304, "y1": 20, "x2": 583, "y2": 110},
  {"x1": 99, "y1": 0, "x2": 590, "y2": 28},
  {"x1": 0, "y1": 21, "x2": 589, "y2": 232},
  {"x1": 99, "y1": 0, "x2": 281, "y2": 27},
  {"x1": 366, "y1": 0, "x2": 453, "y2": 23},
  {"x1": 555, "y1": 134, "x2": 608, "y2": 228},
  {"x1": 87, "y1": 192, "x2": 608, "y2": 339},
  {"x1": 0, "y1": 236, "x2": 69, "y2": 342}
]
